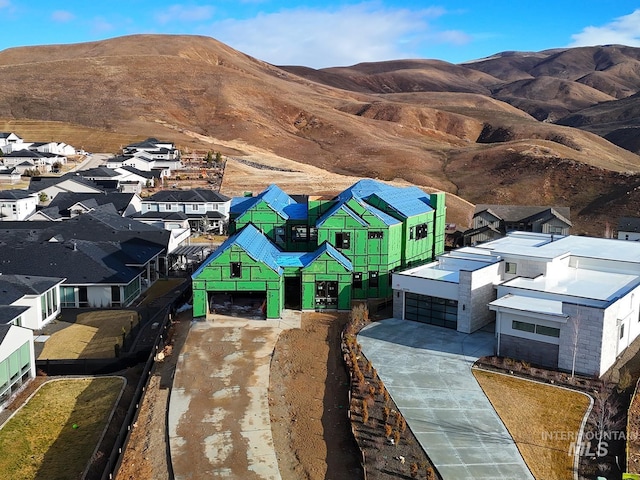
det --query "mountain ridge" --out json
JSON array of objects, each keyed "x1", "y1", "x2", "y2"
[{"x1": 2, "y1": 34, "x2": 640, "y2": 235}]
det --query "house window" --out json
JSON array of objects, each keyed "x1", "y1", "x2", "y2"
[
  {"x1": 335, "y1": 232, "x2": 350, "y2": 249},
  {"x1": 409, "y1": 227, "x2": 414, "y2": 240},
  {"x1": 505, "y1": 262, "x2": 517, "y2": 274},
  {"x1": 536, "y1": 325, "x2": 560, "y2": 338},
  {"x1": 353, "y1": 273, "x2": 363, "y2": 289},
  {"x1": 548, "y1": 225, "x2": 564, "y2": 235},
  {"x1": 111, "y1": 286, "x2": 121, "y2": 306},
  {"x1": 291, "y1": 225, "x2": 308, "y2": 242},
  {"x1": 78, "y1": 287, "x2": 89, "y2": 308},
  {"x1": 230, "y1": 262, "x2": 242, "y2": 278},
  {"x1": 309, "y1": 228, "x2": 318, "y2": 241},
  {"x1": 415, "y1": 223, "x2": 429, "y2": 240},
  {"x1": 620, "y1": 323, "x2": 625, "y2": 339},
  {"x1": 369, "y1": 271, "x2": 379, "y2": 288},
  {"x1": 512, "y1": 320, "x2": 535, "y2": 333},
  {"x1": 368, "y1": 231, "x2": 383, "y2": 239}
]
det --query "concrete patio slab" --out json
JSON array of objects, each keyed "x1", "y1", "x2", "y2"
[{"x1": 358, "y1": 318, "x2": 534, "y2": 480}]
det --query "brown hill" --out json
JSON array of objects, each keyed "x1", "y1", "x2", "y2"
[{"x1": 1, "y1": 35, "x2": 640, "y2": 235}]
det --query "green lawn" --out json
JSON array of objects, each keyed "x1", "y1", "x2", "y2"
[
  {"x1": 473, "y1": 369, "x2": 591, "y2": 480},
  {"x1": 0, "y1": 377, "x2": 124, "y2": 480}
]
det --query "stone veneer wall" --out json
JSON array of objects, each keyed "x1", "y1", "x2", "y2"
[
  {"x1": 557, "y1": 304, "x2": 603, "y2": 377},
  {"x1": 392, "y1": 290, "x2": 403, "y2": 319},
  {"x1": 501, "y1": 334, "x2": 559, "y2": 369}
]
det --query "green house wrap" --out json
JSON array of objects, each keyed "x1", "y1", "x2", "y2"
[{"x1": 193, "y1": 179, "x2": 446, "y2": 319}]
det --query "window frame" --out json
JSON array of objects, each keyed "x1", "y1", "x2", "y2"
[{"x1": 230, "y1": 262, "x2": 242, "y2": 278}]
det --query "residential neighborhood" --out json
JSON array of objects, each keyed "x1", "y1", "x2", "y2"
[{"x1": 3, "y1": 130, "x2": 640, "y2": 480}]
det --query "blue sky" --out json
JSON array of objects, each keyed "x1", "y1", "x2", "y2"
[{"x1": 1, "y1": 1, "x2": 640, "y2": 68}]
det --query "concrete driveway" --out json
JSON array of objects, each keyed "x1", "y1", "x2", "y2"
[
  {"x1": 358, "y1": 318, "x2": 534, "y2": 480},
  {"x1": 169, "y1": 313, "x2": 300, "y2": 479}
]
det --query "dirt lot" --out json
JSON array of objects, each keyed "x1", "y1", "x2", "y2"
[
  {"x1": 269, "y1": 312, "x2": 363, "y2": 479},
  {"x1": 116, "y1": 311, "x2": 363, "y2": 480}
]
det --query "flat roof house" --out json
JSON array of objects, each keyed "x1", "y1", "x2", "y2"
[
  {"x1": 393, "y1": 231, "x2": 640, "y2": 377},
  {"x1": 193, "y1": 179, "x2": 446, "y2": 319}
]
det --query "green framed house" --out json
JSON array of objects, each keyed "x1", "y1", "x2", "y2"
[{"x1": 192, "y1": 179, "x2": 446, "y2": 319}]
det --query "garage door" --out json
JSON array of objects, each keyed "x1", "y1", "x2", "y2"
[{"x1": 405, "y1": 292, "x2": 457, "y2": 329}]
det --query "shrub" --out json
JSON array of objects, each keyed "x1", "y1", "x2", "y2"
[
  {"x1": 410, "y1": 462, "x2": 419, "y2": 478},
  {"x1": 393, "y1": 429, "x2": 400, "y2": 446},
  {"x1": 384, "y1": 423, "x2": 393, "y2": 438},
  {"x1": 362, "y1": 400, "x2": 369, "y2": 424},
  {"x1": 383, "y1": 406, "x2": 390, "y2": 423}
]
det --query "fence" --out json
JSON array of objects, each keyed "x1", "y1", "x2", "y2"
[{"x1": 98, "y1": 304, "x2": 174, "y2": 480}]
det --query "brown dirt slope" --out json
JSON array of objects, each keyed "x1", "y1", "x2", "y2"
[{"x1": 3, "y1": 35, "x2": 640, "y2": 234}]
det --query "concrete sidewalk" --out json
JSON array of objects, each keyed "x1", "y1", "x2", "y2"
[
  {"x1": 168, "y1": 312, "x2": 300, "y2": 479},
  {"x1": 358, "y1": 318, "x2": 534, "y2": 480}
]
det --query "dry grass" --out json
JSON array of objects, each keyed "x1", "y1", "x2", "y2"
[
  {"x1": 139, "y1": 278, "x2": 186, "y2": 306},
  {"x1": 473, "y1": 369, "x2": 590, "y2": 480},
  {"x1": 38, "y1": 310, "x2": 138, "y2": 360},
  {"x1": 0, "y1": 377, "x2": 124, "y2": 480}
]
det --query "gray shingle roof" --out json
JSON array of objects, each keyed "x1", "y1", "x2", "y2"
[
  {"x1": 0, "y1": 306, "x2": 29, "y2": 325},
  {"x1": 47, "y1": 192, "x2": 136, "y2": 216},
  {"x1": 618, "y1": 217, "x2": 640, "y2": 233},
  {"x1": 146, "y1": 188, "x2": 230, "y2": 203},
  {"x1": 0, "y1": 274, "x2": 65, "y2": 305},
  {"x1": 0, "y1": 190, "x2": 35, "y2": 200},
  {"x1": 474, "y1": 204, "x2": 571, "y2": 222},
  {"x1": 0, "y1": 324, "x2": 10, "y2": 342},
  {"x1": 28, "y1": 173, "x2": 104, "y2": 193}
]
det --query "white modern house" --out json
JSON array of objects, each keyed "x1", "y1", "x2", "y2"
[
  {"x1": 392, "y1": 232, "x2": 640, "y2": 377},
  {"x1": 0, "y1": 275, "x2": 65, "y2": 330},
  {"x1": 0, "y1": 190, "x2": 39, "y2": 220}
]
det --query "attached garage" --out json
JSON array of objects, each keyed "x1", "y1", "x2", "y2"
[
  {"x1": 192, "y1": 225, "x2": 352, "y2": 320},
  {"x1": 404, "y1": 292, "x2": 458, "y2": 329}
]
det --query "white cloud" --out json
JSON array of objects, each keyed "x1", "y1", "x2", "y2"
[
  {"x1": 90, "y1": 17, "x2": 116, "y2": 34},
  {"x1": 51, "y1": 10, "x2": 75, "y2": 23},
  {"x1": 570, "y1": 9, "x2": 640, "y2": 47},
  {"x1": 208, "y1": 4, "x2": 471, "y2": 68},
  {"x1": 156, "y1": 4, "x2": 214, "y2": 25}
]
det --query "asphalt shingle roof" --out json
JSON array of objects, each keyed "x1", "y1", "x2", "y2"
[
  {"x1": 47, "y1": 192, "x2": 136, "y2": 216},
  {"x1": 0, "y1": 306, "x2": 29, "y2": 325},
  {"x1": 0, "y1": 190, "x2": 35, "y2": 200},
  {"x1": 146, "y1": 188, "x2": 230, "y2": 203},
  {"x1": 474, "y1": 204, "x2": 571, "y2": 222},
  {"x1": 0, "y1": 274, "x2": 64, "y2": 305}
]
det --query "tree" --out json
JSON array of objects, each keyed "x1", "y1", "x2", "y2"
[
  {"x1": 215, "y1": 151, "x2": 222, "y2": 164},
  {"x1": 205, "y1": 151, "x2": 213, "y2": 165},
  {"x1": 38, "y1": 192, "x2": 48, "y2": 203},
  {"x1": 589, "y1": 386, "x2": 624, "y2": 457}
]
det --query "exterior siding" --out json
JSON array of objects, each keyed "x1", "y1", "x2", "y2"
[
  {"x1": 195, "y1": 181, "x2": 446, "y2": 318},
  {"x1": 500, "y1": 334, "x2": 559, "y2": 368}
]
